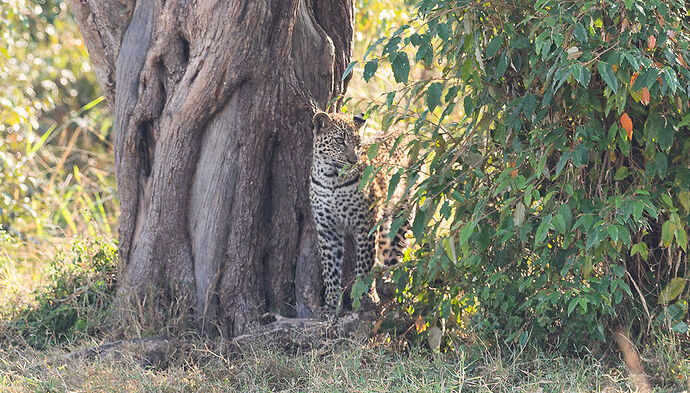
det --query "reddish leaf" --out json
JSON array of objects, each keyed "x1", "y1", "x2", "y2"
[
  {"x1": 648, "y1": 35, "x2": 656, "y2": 50},
  {"x1": 656, "y1": 12, "x2": 666, "y2": 26},
  {"x1": 630, "y1": 72, "x2": 638, "y2": 87},
  {"x1": 414, "y1": 315, "x2": 427, "y2": 333},
  {"x1": 621, "y1": 113, "x2": 633, "y2": 140},
  {"x1": 640, "y1": 88, "x2": 650, "y2": 106}
]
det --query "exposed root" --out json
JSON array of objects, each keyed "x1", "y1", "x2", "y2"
[
  {"x1": 227, "y1": 311, "x2": 376, "y2": 352},
  {"x1": 39, "y1": 312, "x2": 376, "y2": 370},
  {"x1": 30, "y1": 335, "x2": 179, "y2": 370},
  {"x1": 613, "y1": 327, "x2": 651, "y2": 393}
]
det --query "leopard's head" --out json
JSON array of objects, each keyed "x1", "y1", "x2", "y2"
[{"x1": 312, "y1": 111, "x2": 366, "y2": 169}]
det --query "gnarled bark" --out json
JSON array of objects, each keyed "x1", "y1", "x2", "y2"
[{"x1": 70, "y1": 0, "x2": 354, "y2": 336}]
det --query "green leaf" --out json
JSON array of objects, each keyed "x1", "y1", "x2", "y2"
[
  {"x1": 534, "y1": 214, "x2": 552, "y2": 245},
  {"x1": 514, "y1": 202, "x2": 526, "y2": 226},
  {"x1": 386, "y1": 91, "x2": 395, "y2": 109},
  {"x1": 630, "y1": 242, "x2": 648, "y2": 260},
  {"x1": 522, "y1": 94, "x2": 536, "y2": 120},
  {"x1": 426, "y1": 82, "x2": 443, "y2": 111},
  {"x1": 573, "y1": 23, "x2": 587, "y2": 43},
  {"x1": 597, "y1": 62, "x2": 618, "y2": 93},
  {"x1": 388, "y1": 216, "x2": 406, "y2": 240},
  {"x1": 445, "y1": 86, "x2": 459, "y2": 103},
  {"x1": 579, "y1": 297, "x2": 588, "y2": 313},
  {"x1": 554, "y1": 152, "x2": 570, "y2": 178},
  {"x1": 495, "y1": 52, "x2": 509, "y2": 78},
  {"x1": 657, "y1": 120, "x2": 674, "y2": 151},
  {"x1": 363, "y1": 60, "x2": 379, "y2": 82},
  {"x1": 412, "y1": 209, "x2": 426, "y2": 239},
  {"x1": 387, "y1": 171, "x2": 401, "y2": 201},
  {"x1": 661, "y1": 220, "x2": 675, "y2": 247},
  {"x1": 614, "y1": 166, "x2": 629, "y2": 180},
  {"x1": 366, "y1": 143, "x2": 379, "y2": 161},
  {"x1": 679, "y1": 113, "x2": 690, "y2": 128},
  {"x1": 571, "y1": 64, "x2": 591, "y2": 87},
  {"x1": 632, "y1": 202, "x2": 644, "y2": 222},
  {"x1": 436, "y1": 22, "x2": 450, "y2": 41},
  {"x1": 654, "y1": 153, "x2": 668, "y2": 179},
  {"x1": 675, "y1": 227, "x2": 687, "y2": 252},
  {"x1": 608, "y1": 225, "x2": 620, "y2": 242},
  {"x1": 462, "y1": 96, "x2": 475, "y2": 116},
  {"x1": 383, "y1": 36, "x2": 401, "y2": 55},
  {"x1": 350, "y1": 275, "x2": 372, "y2": 310},
  {"x1": 459, "y1": 221, "x2": 475, "y2": 245},
  {"x1": 485, "y1": 34, "x2": 503, "y2": 58},
  {"x1": 342, "y1": 60, "x2": 357, "y2": 80},
  {"x1": 658, "y1": 278, "x2": 686, "y2": 305},
  {"x1": 391, "y1": 52, "x2": 410, "y2": 83},
  {"x1": 553, "y1": 213, "x2": 566, "y2": 234},
  {"x1": 359, "y1": 165, "x2": 375, "y2": 190},
  {"x1": 679, "y1": 191, "x2": 690, "y2": 213},
  {"x1": 582, "y1": 257, "x2": 593, "y2": 279},
  {"x1": 672, "y1": 321, "x2": 689, "y2": 333},
  {"x1": 568, "y1": 298, "x2": 578, "y2": 316}
]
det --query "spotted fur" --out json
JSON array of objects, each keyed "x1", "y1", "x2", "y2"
[{"x1": 309, "y1": 111, "x2": 411, "y2": 313}]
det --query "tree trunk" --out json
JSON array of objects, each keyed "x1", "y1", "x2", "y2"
[{"x1": 70, "y1": 0, "x2": 354, "y2": 336}]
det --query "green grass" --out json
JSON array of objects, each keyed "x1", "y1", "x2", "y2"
[
  {"x1": 1, "y1": 237, "x2": 689, "y2": 392},
  {"x1": 0, "y1": 338, "x2": 652, "y2": 393}
]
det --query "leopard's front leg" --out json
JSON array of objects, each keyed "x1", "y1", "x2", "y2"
[
  {"x1": 354, "y1": 218, "x2": 376, "y2": 277},
  {"x1": 314, "y1": 219, "x2": 344, "y2": 313}
]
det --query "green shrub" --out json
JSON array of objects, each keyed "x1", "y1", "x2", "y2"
[
  {"x1": 357, "y1": 0, "x2": 690, "y2": 350},
  {"x1": 1, "y1": 237, "x2": 117, "y2": 348}
]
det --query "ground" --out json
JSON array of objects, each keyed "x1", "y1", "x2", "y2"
[{"x1": 0, "y1": 337, "x2": 645, "y2": 393}]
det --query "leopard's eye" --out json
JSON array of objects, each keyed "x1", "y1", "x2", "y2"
[{"x1": 334, "y1": 137, "x2": 345, "y2": 145}]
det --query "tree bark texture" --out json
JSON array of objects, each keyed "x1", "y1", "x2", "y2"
[{"x1": 70, "y1": 0, "x2": 354, "y2": 336}]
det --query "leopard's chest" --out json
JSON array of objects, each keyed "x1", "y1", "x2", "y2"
[{"x1": 310, "y1": 179, "x2": 368, "y2": 229}]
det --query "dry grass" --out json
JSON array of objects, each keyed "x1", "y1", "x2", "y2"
[
  {"x1": 1, "y1": 336, "x2": 676, "y2": 393},
  {"x1": 1, "y1": 236, "x2": 688, "y2": 392}
]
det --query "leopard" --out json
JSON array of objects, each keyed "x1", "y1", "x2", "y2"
[{"x1": 309, "y1": 110, "x2": 412, "y2": 314}]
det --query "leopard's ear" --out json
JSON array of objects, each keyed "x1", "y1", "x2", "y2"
[
  {"x1": 353, "y1": 113, "x2": 366, "y2": 130},
  {"x1": 312, "y1": 111, "x2": 332, "y2": 135}
]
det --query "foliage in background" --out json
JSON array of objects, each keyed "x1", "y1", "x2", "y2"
[
  {"x1": 354, "y1": 0, "x2": 690, "y2": 361},
  {"x1": 0, "y1": 0, "x2": 115, "y2": 257},
  {"x1": 0, "y1": 237, "x2": 117, "y2": 348}
]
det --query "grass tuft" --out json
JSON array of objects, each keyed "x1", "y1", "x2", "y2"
[{"x1": 0, "y1": 237, "x2": 117, "y2": 349}]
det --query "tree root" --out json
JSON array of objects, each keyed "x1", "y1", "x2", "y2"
[
  {"x1": 29, "y1": 335, "x2": 180, "y2": 370},
  {"x1": 226, "y1": 311, "x2": 377, "y2": 352},
  {"x1": 613, "y1": 327, "x2": 651, "y2": 393},
  {"x1": 35, "y1": 311, "x2": 377, "y2": 369}
]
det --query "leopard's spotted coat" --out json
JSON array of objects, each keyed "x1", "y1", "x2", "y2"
[{"x1": 309, "y1": 111, "x2": 411, "y2": 313}]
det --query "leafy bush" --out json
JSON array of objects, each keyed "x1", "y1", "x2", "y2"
[
  {"x1": 357, "y1": 0, "x2": 690, "y2": 350},
  {"x1": 1, "y1": 237, "x2": 117, "y2": 348}
]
